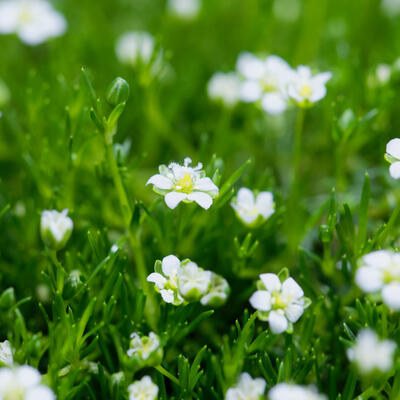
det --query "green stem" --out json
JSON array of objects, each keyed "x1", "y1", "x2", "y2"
[
  {"x1": 155, "y1": 365, "x2": 180, "y2": 385},
  {"x1": 292, "y1": 107, "x2": 306, "y2": 186}
]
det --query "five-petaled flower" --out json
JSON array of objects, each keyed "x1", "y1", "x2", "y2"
[
  {"x1": 225, "y1": 372, "x2": 266, "y2": 400},
  {"x1": 127, "y1": 332, "x2": 163, "y2": 366},
  {"x1": 128, "y1": 375, "x2": 159, "y2": 400},
  {"x1": 385, "y1": 138, "x2": 400, "y2": 179},
  {"x1": 287, "y1": 66, "x2": 332, "y2": 107},
  {"x1": 116, "y1": 31, "x2": 155, "y2": 67},
  {"x1": 231, "y1": 187, "x2": 275, "y2": 227},
  {"x1": 355, "y1": 250, "x2": 400, "y2": 310},
  {"x1": 207, "y1": 72, "x2": 242, "y2": 107},
  {"x1": 0, "y1": 365, "x2": 55, "y2": 400},
  {"x1": 269, "y1": 383, "x2": 327, "y2": 400},
  {"x1": 146, "y1": 157, "x2": 219, "y2": 209},
  {"x1": 249, "y1": 273, "x2": 311, "y2": 334},
  {"x1": 0, "y1": 0, "x2": 67, "y2": 46},
  {"x1": 347, "y1": 329, "x2": 396, "y2": 375}
]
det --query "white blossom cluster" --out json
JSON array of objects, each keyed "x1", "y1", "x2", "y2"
[
  {"x1": 147, "y1": 255, "x2": 230, "y2": 307},
  {"x1": 207, "y1": 52, "x2": 332, "y2": 112},
  {"x1": 127, "y1": 332, "x2": 163, "y2": 367}
]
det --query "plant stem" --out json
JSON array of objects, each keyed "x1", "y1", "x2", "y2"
[
  {"x1": 155, "y1": 365, "x2": 180, "y2": 385},
  {"x1": 292, "y1": 107, "x2": 306, "y2": 186}
]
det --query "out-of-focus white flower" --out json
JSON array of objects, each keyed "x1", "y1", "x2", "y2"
[
  {"x1": 127, "y1": 332, "x2": 163, "y2": 366},
  {"x1": 178, "y1": 261, "x2": 212, "y2": 301},
  {"x1": 376, "y1": 64, "x2": 392, "y2": 85},
  {"x1": 0, "y1": 0, "x2": 66, "y2": 46},
  {"x1": 287, "y1": 66, "x2": 332, "y2": 107},
  {"x1": 40, "y1": 209, "x2": 73, "y2": 250},
  {"x1": 231, "y1": 187, "x2": 275, "y2": 227},
  {"x1": 167, "y1": 0, "x2": 201, "y2": 20},
  {"x1": 147, "y1": 255, "x2": 184, "y2": 305},
  {"x1": 0, "y1": 341, "x2": 13, "y2": 366},
  {"x1": 225, "y1": 372, "x2": 266, "y2": 400},
  {"x1": 128, "y1": 375, "x2": 158, "y2": 400},
  {"x1": 236, "y1": 52, "x2": 294, "y2": 115},
  {"x1": 249, "y1": 273, "x2": 311, "y2": 334},
  {"x1": 355, "y1": 250, "x2": 400, "y2": 310},
  {"x1": 207, "y1": 72, "x2": 242, "y2": 107},
  {"x1": 385, "y1": 139, "x2": 400, "y2": 179},
  {"x1": 382, "y1": 0, "x2": 400, "y2": 16},
  {"x1": 116, "y1": 31, "x2": 155, "y2": 67},
  {"x1": 0, "y1": 365, "x2": 55, "y2": 399},
  {"x1": 347, "y1": 329, "x2": 396, "y2": 375},
  {"x1": 200, "y1": 272, "x2": 230, "y2": 307},
  {"x1": 146, "y1": 157, "x2": 219, "y2": 210},
  {"x1": 269, "y1": 383, "x2": 327, "y2": 400}
]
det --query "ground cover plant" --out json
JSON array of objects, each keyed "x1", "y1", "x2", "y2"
[{"x1": 2, "y1": 0, "x2": 400, "y2": 399}]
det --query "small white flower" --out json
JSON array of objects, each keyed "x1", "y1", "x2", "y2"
[
  {"x1": 128, "y1": 375, "x2": 158, "y2": 400},
  {"x1": 347, "y1": 329, "x2": 396, "y2": 375},
  {"x1": 355, "y1": 250, "x2": 400, "y2": 310},
  {"x1": 167, "y1": 0, "x2": 201, "y2": 20},
  {"x1": 178, "y1": 261, "x2": 212, "y2": 301},
  {"x1": 236, "y1": 53, "x2": 294, "y2": 115},
  {"x1": 287, "y1": 66, "x2": 332, "y2": 107},
  {"x1": 0, "y1": 365, "x2": 55, "y2": 400},
  {"x1": 225, "y1": 372, "x2": 266, "y2": 400},
  {"x1": 249, "y1": 273, "x2": 310, "y2": 334},
  {"x1": 146, "y1": 157, "x2": 219, "y2": 210},
  {"x1": 147, "y1": 255, "x2": 184, "y2": 305},
  {"x1": 376, "y1": 64, "x2": 391, "y2": 85},
  {"x1": 127, "y1": 332, "x2": 161, "y2": 362},
  {"x1": 0, "y1": 0, "x2": 66, "y2": 46},
  {"x1": 40, "y1": 209, "x2": 73, "y2": 250},
  {"x1": 269, "y1": 383, "x2": 327, "y2": 400},
  {"x1": 200, "y1": 272, "x2": 230, "y2": 307},
  {"x1": 385, "y1": 139, "x2": 400, "y2": 179},
  {"x1": 231, "y1": 187, "x2": 275, "y2": 227},
  {"x1": 382, "y1": 0, "x2": 400, "y2": 16},
  {"x1": 0, "y1": 341, "x2": 13, "y2": 366},
  {"x1": 116, "y1": 31, "x2": 155, "y2": 67},
  {"x1": 207, "y1": 72, "x2": 242, "y2": 107}
]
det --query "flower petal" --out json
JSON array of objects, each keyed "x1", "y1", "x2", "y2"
[
  {"x1": 160, "y1": 289, "x2": 175, "y2": 303},
  {"x1": 387, "y1": 138, "x2": 400, "y2": 159},
  {"x1": 146, "y1": 174, "x2": 173, "y2": 189},
  {"x1": 187, "y1": 192, "x2": 213, "y2": 209},
  {"x1": 281, "y1": 277, "x2": 304, "y2": 300},
  {"x1": 236, "y1": 187, "x2": 255, "y2": 207},
  {"x1": 285, "y1": 304, "x2": 304, "y2": 323},
  {"x1": 261, "y1": 92, "x2": 287, "y2": 115},
  {"x1": 16, "y1": 365, "x2": 41, "y2": 388},
  {"x1": 255, "y1": 191, "x2": 274, "y2": 219},
  {"x1": 260, "y1": 273, "x2": 281, "y2": 292},
  {"x1": 162, "y1": 255, "x2": 181, "y2": 276},
  {"x1": 147, "y1": 273, "x2": 167, "y2": 289},
  {"x1": 389, "y1": 161, "x2": 400, "y2": 179},
  {"x1": 355, "y1": 266, "x2": 384, "y2": 293},
  {"x1": 268, "y1": 311, "x2": 288, "y2": 334},
  {"x1": 240, "y1": 80, "x2": 263, "y2": 102},
  {"x1": 249, "y1": 290, "x2": 271, "y2": 311},
  {"x1": 195, "y1": 177, "x2": 219, "y2": 193},
  {"x1": 25, "y1": 386, "x2": 55, "y2": 400},
  {"x1": 164, "y1": 192, "x2": 187, "y2": 209},
  {"x1": 382, "y1": 282, "x2": 400, "y2": 310}
]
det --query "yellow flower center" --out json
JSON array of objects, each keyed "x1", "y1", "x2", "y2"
[
  {"x1": 19, "y1": 8, "x2": 33, "y2": 23},
  {"x1": 272, "y1": 293, "x2": 287, "y2": 309},
  {"x1": 175, "y1": 173, "x2": 194, "y2": 194},
  {"x1": 4, "y1": 387, "x2": 25, "y2": 400},
  {"x1": 299, "y1": 85, "x2": 312, "y2": 98}
]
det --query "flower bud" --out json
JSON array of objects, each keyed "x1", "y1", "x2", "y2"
[
  {"x1": 106, "y1": 77, "x2": 130, "y2": 106},
  {"x1": 63, "y1": 270, "x2": 83, "y2": 299},
  {"x1": 40, "y1": 209, "x2": 73, "y2": 251},
  {"x1": 0, "y1": 288, "x2": 15, "y2": 310}
]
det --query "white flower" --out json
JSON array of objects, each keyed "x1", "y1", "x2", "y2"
[
  {"x1": 225, "y1": 372, "x2": 266, "y2": 400},
  {"x1": 0, "y1": 365, "x2": 55, "y2": 400},
  {"x1": 347, "y1": 329, "x2": 396, "y2": 375},
  {"x1": 385, "y1": 139, "x2": 400, "y2": 179},
  {"x1": 178, "y1": 261, "x2": 212, "y2": 301},
  {"x1": 116, "y1": 31, "x2": 155, "y2": 67},
  {"x1": 147, "y1": 255, "x2": 184, "y2": 305},
  {"x1": 287, "y1": 66, "x2": 332, "y2": 107},
  {"x1": 200, "y1": 272, "x2": 230, "y2": 307},
  {"x1": 382, "y1": 0, "x2": 400, "y2": 16},
  {"x1": 127, "y1": 332, "x2": 162, "y2": 363},
  {"x1": 236, "y1": 53, "x2": 294, "y2": 115},
  {"x1": 146, "y1": 157, "x2": 219, "y2": 210},
  {"x1": 0, "y1": 341, "x2": 13, "y2": 366},
  {"x1": 231, "y1": 187, "x2": 275, "y2": 226},
  {"x1": 355, "y1": 250, "x2": 400, "y2": 310},
  {"x1": 167, "y1": 0, "x2": 201, "y2": 20},
  {"x1": 376, "y1": 64, "x2": 391, "y2": 85},
  {"x1": 40, "y1": 209, "x2": 73, "y2": 250},
  {"x1": 128, "y1": 375, "x2": 158, "y2": 400},
  {"x1": 207, "y1": 72, "x2": 242, "y2": 107},
  {"x1": 249, "y1": 273, "x2": 311, "y2": 334},
  {"x1": 0, "y1": 0, "x2": 66, "y2": 46},
  {"x1": 269, "y1": 383, "x2": 327, "y2": 400}
]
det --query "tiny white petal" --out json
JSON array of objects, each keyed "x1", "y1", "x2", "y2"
[
  {"x1": 249, "y1": 290, "x2": 271, "y2": 311},
  {"x1": 281, "y1": 277, "x2": 304, "y2": 300},
  {"x1": 260, "y1": 273, "x2": 281, "y2": 292},
  {"x1": 382, "y1": 282, "x2": 400, "y2": 310},
  {"x1": 285, "y1": 304, "x2": 304, "y2": 323},
  {"x1": 195, "y1": 177, "x2": 219, "y2": 193},
  {"x1": 160, "y1": 289, "x2": 175, "y2": 303},
  {"x1": 389, "y1": 161, "x2": 400, "y2": 179},
  {"x1": 355, "y1": 266, "x2": 384, "y2": 293},
  {"x1": 164, "y1": 192, "x2": 187, "y2": 209},
  {"x1": 162, "y1": 255, "x2": 181, "y2": 277},
  {"x1": 268, "y1": 310, "x2": 288, "y2": 334},
  {"x1": 261, "y1": 92, "x2": 287, "y2": 115},
  {"x1": 255, "y1": 191, "x2": 274, "y2": 219},
  {"x1": 387, "y1": 138, "x2": 400, "y2": 159},
  {"x1": 187, "y1": 192, "x2": 213, "y2": 209},
  {"x1": 147, "y1": 273, "x2": 167, "y2": 288},
  {"x1": 146, "y1": 174, "x2": 173, "y2": 189}
]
